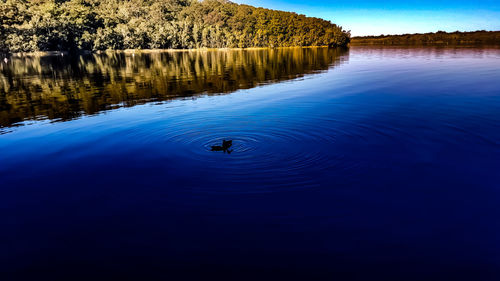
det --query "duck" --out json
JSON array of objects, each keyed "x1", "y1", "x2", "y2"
[
  {"x1": 222, "y1": 139, "x2": 232, "y2": 148},
  {"x1": 211, "y1": 139, "x2": 233, "y2": 153}
]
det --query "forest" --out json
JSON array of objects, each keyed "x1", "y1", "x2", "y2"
[
  {"x1": 0, "y1": 0, "x2": 351, "y2": 53},
  {"x1": 351, "y1": 30, "x2": 500, "y2": 45}
]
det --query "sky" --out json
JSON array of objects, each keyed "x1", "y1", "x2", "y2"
[{"x1": 233, "y1": 0, "x2": 500, "y2": 36}]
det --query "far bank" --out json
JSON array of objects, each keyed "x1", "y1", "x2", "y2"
[{"x1": 351, "y1": 30, "x2": 500, "y2": 46}]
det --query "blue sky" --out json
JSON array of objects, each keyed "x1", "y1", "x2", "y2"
[{"x1": 233, "y1": 0, "x2": 500, "y2": 36}]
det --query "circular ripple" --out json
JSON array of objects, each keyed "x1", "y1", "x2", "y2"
[{"x1": 154, "y1": 114, "x2": 365, "y2": 193}]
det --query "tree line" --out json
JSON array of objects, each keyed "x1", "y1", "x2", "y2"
[
  {"x1": 351, "y1": 31, "x2": 500, "y2": 46},
  {"x1": 0, "y1": 0, "x2": 351, "y2": 53}
]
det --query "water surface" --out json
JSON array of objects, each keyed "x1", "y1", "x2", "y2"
[{"x1": 1, "y1": 47, "x2": 499, "y2": 280}]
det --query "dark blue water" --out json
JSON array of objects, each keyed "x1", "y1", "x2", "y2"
[{"x1": 1, "y1": 47, "x2": 500, "y2": 280}]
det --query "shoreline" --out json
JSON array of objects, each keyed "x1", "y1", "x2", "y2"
[
  {"x1": 2, "y1": 46, "x2": 340, "y2": 57},
  {"x1": 349, "y1": 43, "x2": 500, "y2": 48},
  {"x1": 6, "y1": 43, "x2": 499, "y2": 58}
]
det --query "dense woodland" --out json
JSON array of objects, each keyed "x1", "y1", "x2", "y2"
[
  {"x1": 351, "y1": 31, "x2": 500, "y2": 45},
  {"x1": 0, "y1": 0, "x2": 351, "y2": 53}
]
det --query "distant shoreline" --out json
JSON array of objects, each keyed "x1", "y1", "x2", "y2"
[{"x1": 351, "y1": 30, "x2": 500, "y2": 46}]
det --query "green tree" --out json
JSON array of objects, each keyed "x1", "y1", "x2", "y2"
[{"x1": 0, "y1": 0, "x2": 351, "y2": 53}]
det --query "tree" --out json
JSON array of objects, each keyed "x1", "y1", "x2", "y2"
[{"x1": 0, "y1": 0, "x2": 351, "y2": 53}]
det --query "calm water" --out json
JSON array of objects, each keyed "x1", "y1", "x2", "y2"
[{"x1": 1, "y1": 47, "x2": 500, "y2": 280}]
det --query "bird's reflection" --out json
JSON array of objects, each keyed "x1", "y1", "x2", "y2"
[{"x1": 211, "y1": 140, "x2": 233, "y2": 154}]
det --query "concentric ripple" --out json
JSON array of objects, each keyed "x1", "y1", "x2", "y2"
[{"x1": 151, "y1": 112, "x2": 368, "y2": 193}]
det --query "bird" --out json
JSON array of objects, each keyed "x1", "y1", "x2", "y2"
[
  {"x1": 222, "y1": 139, "x2": 232, "y2": 148},
  {"x1": 211, "y1": 139, "x2": 233, "y2": 153}
]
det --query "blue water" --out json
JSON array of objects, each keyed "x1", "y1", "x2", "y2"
[{"x1": 1, "y1": 47, "x2": 500, "y2": 280}]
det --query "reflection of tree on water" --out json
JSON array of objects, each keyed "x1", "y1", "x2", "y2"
[{"x1": 0, "y1": 48, "x2": 348, "y2": 128}]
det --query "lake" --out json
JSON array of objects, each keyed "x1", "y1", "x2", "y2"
[{"x1": 1, "y1": 47, "x2": 499, "y2": 280}]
